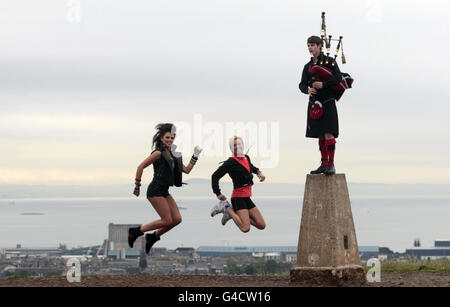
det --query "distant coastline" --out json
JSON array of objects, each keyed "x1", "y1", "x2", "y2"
[
  {"x1": 1, "y1": 179, "x2": 450, "y2": 199},
  {"x1": 20, "y1": 212, "x2": 45, "y2": 215}
]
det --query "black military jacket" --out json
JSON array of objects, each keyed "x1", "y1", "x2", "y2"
[
  {"x1": 299, "y1": 52, "x2": 343, "y2": 102},
  {"x1": 211, "y1": 155, "x2": 260, "y2": 196}
]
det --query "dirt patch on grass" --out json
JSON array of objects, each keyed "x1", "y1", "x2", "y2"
[{"x1": 0, "y1": 272, "x2": 449, "y2": 287}]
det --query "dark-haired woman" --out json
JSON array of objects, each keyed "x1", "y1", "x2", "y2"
[{"x1": 128, "y1": 123, "x2": 202, "y2": 254}]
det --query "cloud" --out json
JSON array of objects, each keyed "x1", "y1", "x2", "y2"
[{"x1": 1, "y1": 0, "x2": 450, "y2": 184}]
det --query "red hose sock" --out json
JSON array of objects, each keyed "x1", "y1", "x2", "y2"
[
  {"x1": 319, "y1": 139, "x2": 328, "y2": 166},
  {"x1": 325, "y1": 139, "x2": 336, "y2": 166}
]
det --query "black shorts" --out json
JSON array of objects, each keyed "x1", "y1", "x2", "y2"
[
  {"x1": 147, "y1": 182, "x2": 170, "y2": 198},
  {"x1": 231, "y1": 197, "x2": 256, "y2": 212}
]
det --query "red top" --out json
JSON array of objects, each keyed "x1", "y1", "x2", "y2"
[{"x1": 231, "y1": 155, "x2": 252, "y2": 198}]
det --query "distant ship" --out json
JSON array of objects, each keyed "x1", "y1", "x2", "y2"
[
  {"x1": 20, "y1": 212, "x2": 45, "y2": 215},
  {"x1": 178, "y1": 206, "x2": 187, "y2": 210}
]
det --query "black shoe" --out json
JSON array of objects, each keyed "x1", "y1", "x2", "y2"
[
  {"x1": 324, "y1": 165, "x2": 336, "y2": 175},
  {"x1": 145, "y1": 232, "x2": 160, "y2": 254},
  {"x1": 128, "y1": 226, "x2": 143, "y2": 248},
  {"x1": 310, "y1": 165, "x2": 327, "y2": 174}
]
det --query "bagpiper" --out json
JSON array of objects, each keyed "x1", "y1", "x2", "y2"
[{"x1": 299, "y1": 12, "x2": 353, "y2": 175}]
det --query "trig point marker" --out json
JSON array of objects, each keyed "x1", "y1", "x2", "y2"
[{"x1": 290, "y1": 174, "x2": 366, "y2": 286}]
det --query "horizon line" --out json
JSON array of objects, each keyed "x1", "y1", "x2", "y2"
[{"x1": 2, "y1": 179, "x2": 450, "y2": 186}]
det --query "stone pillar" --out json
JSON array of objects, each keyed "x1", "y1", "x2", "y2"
[{"x1": 290, "y1": 174, "x2": 366, "y2": 286}]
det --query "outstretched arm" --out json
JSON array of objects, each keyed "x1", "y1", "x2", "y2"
[
  {"x1": 183, "y1": 146, "x2": 203, "y2": 174},
  {"x1": 182, "y1": 163, "x2": 194, "y2": 174}
]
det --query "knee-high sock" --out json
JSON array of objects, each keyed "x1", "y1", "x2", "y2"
[
  {"x1": 325, "y1": 139, "x2": 336, "y2": 166},
  {"x1": 319, "y1": 139, "x2": 328, "y2": 166}
]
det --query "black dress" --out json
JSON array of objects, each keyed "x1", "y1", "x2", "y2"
[
  {"x1": 146, "y1": 147, "x2": 183, "y2": 198},
  {"x1": 299, "y1": 53, "x2": 342, "y2": 138}
]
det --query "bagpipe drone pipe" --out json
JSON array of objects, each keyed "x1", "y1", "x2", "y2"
[{"x1": 313, "y1": 12, "x2": 354, "y2": 102}]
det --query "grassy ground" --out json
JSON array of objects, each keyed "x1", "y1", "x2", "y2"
[
  {"x1": 1, "y1": 272, "x2": 449, "y2": 287},
  {"x1": 277, "y1": 259, "x2": 450, "y2": 275},
  {"x1": 366, "y1": 259, "x2": 450, "y2": 274},
  {"x1": 3, "y1": 260, "x2": 449, "y2": 282}
]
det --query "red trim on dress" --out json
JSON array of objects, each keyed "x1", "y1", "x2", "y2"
[{"x1": 231, "y1": 155, "x2": 252, "y2": 198}]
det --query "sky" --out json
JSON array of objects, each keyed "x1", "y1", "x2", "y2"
[{"x1": 1, "y1": 0, "x2": 450, "y2": 186}]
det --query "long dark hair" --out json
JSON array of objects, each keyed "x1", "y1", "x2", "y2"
[{"x1": 152, "y1": 123, "x2": 176, "y2": 150}]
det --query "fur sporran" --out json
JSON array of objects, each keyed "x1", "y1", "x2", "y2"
[{"x1": 309, "y1": 101, "x2": 324, "y2": 120}]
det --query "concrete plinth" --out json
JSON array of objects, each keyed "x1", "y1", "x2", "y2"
[
  {"x1": 290, "y1": 265, "x2": 366, "y2": 286},
  {"x1": 290, "y1": 174, "x2": 366, "y2": 286}
]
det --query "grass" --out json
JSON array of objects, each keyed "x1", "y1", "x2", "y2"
[
  {"x1": 278, "y1": 271, "x2": 291, "y2": 278},
  {"x1": 279, "y1": 259, "x2": 450, "y2": 275},
  {"x1": 365, "y1": 259, "x2": 450, "y2": 274}
]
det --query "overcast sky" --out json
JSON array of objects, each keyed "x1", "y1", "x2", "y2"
[{"x1": 1, "y1": 0, "x2": 449, "y2": 185}]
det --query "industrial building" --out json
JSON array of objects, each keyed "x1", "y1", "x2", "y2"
[
  {"x1": 358, "y1": 246, "x2": 380, "y2": 261},
  {"x1": 196, "y1": 246, "x2": 298, "y2": 263},
  {"x1": 196, "y1": 246, "x2": 297, "y2": 257},
  {"x1": 434, "y1": 239, "x2": 450, "y2": 247},
  {"x1": 106, "y1": 223, "x2": 144, "y2": 259},
  {"x1": 196, "y1": 245, "x2": 382, "y2": 263},
  {"x1": 405, "y1": 240, "x2": 450, "y2": 260}
]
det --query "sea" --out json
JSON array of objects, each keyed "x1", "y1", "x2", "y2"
[{"x1": 0, "y1": 196, "x2": 449, "y2": 253}]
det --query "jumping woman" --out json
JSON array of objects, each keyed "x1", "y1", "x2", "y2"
[
  {"x1": 128, "y1": 123, "x2": 202, "y2": 253},
  {"x1": 210, "y1": 136, "x2": 266, "y2": 233}
]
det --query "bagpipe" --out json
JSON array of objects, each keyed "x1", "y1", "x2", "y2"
[
  {"x1": 311, "y1": 12, "x2": 354, "y2": 102},
  {"x1": 309, "y1": 12, "x2": 354, "y2": 120}
]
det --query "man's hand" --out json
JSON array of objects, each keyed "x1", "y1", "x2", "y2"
[
  {"x1": 217, "y1": 194, "x2": 227, "y2": 201},
  {"x1": 308, "y1": 88, "x2": 318, "y2": 96},
  {"x1": 312, "y1": 81, "x2": 323, "y2": 89}
]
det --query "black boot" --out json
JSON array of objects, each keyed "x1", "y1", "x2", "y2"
[
  {"x1": 128, "y1": 226, "x2": 144, "y2": 248},
  {"x1": 310, "y1": 163, "x2": 327, "y2": 174},
  {"x1": 324, "y1": 165, "x2": 336, "y2": 175},
  {"x1": 145, "y1": 232, "x2": 160, "y2": 254}
]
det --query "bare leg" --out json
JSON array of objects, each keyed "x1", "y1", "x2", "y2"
[
  {"x1": 324, "y1": 133, "x2": 334, "y2": 140},
  {"x1": 249, "y1": 216, "x2": 258, "y2": 228},
  {"x1": 140, "y1": 197, "x2": 173, "y2": 233},
  {"x1": 226, "y1": 208, "x2": 251, "y2": 233},
  {"x1": 154, "y1": 195, "x2": 182, "y2": 237},
  {"x1": 248, "y1": 207, "x2": 266, "y2": 230}
]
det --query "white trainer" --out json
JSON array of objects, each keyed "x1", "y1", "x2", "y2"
[
  {"x1": 221, "y1": 207, "x2": 233, "y2": 226},
  {"x1": 210, "y1": 200, "x2": 228, "y2": 217}
]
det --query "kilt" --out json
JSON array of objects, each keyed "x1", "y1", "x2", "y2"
[{"x1": 306, "y1": 99, "x2": 339, "y2": 138}]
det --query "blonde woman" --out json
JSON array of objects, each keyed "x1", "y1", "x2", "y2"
[{"x1": 210, "y1": 136, "x2": 266, "y2": 233}]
